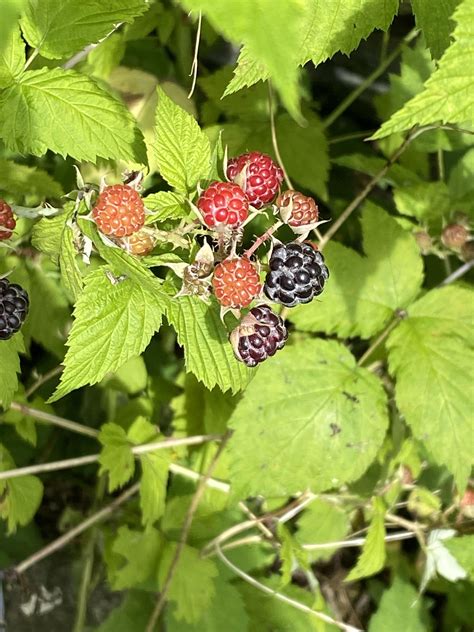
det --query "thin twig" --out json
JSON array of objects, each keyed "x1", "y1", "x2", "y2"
[
  {"x1": 0, "y1": 434, "x2": 223, "y2": 481},
  {"x1": 187, "y1": 11, "x2": 202, "y2": 98},
  {"x1": 145, "y1": 432, "x2": 232, "y2": 632},
  {"x1": 323, "y1": 29, "x2": 418, "y2": 129},
  {"x1": 8, "y1": 402, "x2": 99, "y2": 438},
  {"x1": 268, "y1": 83, "x2": 293, "y2": 189},
  {"x1": 14, "y1": 483, "x2": 140, "y2": 575},
  {"x1": 215, "y1": 542, "x2": 362, "y2": 632},
  {"x1": 440, "y1": 260, "x2": 474, "y2": 286},
  {"x1": 357, "y1": 316, "x2": 401, "y2": 366},
  {"x1": 23, "y1": 48, "x2": 39, "y2": 71},
  {"x1": 24, "y1": 366, "x2": 63, "y2": 399},
  {"x1": 62, "y1": 22, "x2": 124, "y2": 70},
  {"x1": 169, "y1": 462, "x2": 230, "y2": 493},
  {"x1": 238, "y1": 501, "x2": 274, "y2": 540},
  {"x1": 244, "y1": 221, "x2": 283, "y2": 258}
]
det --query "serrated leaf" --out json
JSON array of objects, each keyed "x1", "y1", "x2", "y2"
[
  {"x1": 333, "y1": 153, "x2": 421, "y2": 188},
  {"x1": 0, "y1": 22, "x2": 24, "y2": 88},
  {"x1": 99, "y1": 423, "x2": 135, "y2": 492},
  {"x1": 445, "y1": 535, "x2": 474, "y2": 579},
  {"x1": 49, "y1": 268, "x2": 165, "y2": 402},
  {"x1": 372, "y1": 0, "x2": 474, "y2": 139},
  {"x1": 166, "y1": 296, "x2": 252, "y2": 394},
  {"x1": 180, "y1": 0, "x2": 303, "y2": 119},
  {"x1": 387, "y1": 286, "x2": 474, "y2": 491},
  {"x1": 290, "y1": 204, "x2": 424, "y2": 339},
  {"x1": 158, "y1": 542, "x2": 218, "y2": 623},
  {"x1": 86, "y1": 32, "x2": 125, "y2": 81},
  {"x1": 0, "y1": 67, "x2": 146, "y2": 163},
  {"x1": 20, "y1": 0, "x2": 148, "y2": 59},
  {"x1": 144, "y1": 191, "x2": 189, "y2": 223},
  {"x1": 346, "y1": 498, "x2": 386, "y2": 582},
  {"x1": 0, "y1": 444, "x2": 43, "y2": 533},
  {"x1": 0, "y1": 334, "x2": 24, "y2": 407},
  {"x1": 411, "y1": 0, "x2": 461, "y2": 59},
  {"x1": 421, "y1": 529, "x2": 468, "y2": 591},
  {"x1": 394, "y1": 181, "x2": 452, "y2": 231},
  {"x1": 228, "y1": 339, "x2": 389, "y2": 498},
  {"x1": 296, "y1": 498, "x2": 350, "y2": 562},
  {"x1": 0, "y1": 158, "x2": 63, "y2": 203},
  {"x1": 152, "y1": 86, "x2": 211, "y2": 192},
  {"x1": 96, "y1": 591, "x2": 155, "y2": 632},
  {"x1": 111, "y1": 525, "x2": 162, "y2": 590},
  {"x1": 369, "y1": 576, "x2": 429, "y2": 631}
]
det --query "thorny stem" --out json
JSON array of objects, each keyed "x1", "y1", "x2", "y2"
[
  {"x1": 323, "y1": 29, "x2": 418, "y2": 129},
  {"x1": 24, "y1": 365, "x2": 63, "y2": 398},
  {"x1": 244, "y1": 221, "x2": 283, "y2": 258},
  {"x1": 187, "y1": 11, "x2": 202, "y2": 98},
  {"x1": 215, "y1": 543, "x2": 362, "y2": 632},
  {"x1": 268, "y1": 83, "x2": 293, "y2": 189},
  {"x1": 145, "y1": 432, "x2": 232, "y2": 632},
  {"x1": 14, "y1": 483, "x2": 140, "y2": 575},
  {"x1": 7, "y1": 402, "x2": 99, "y2": 438}
]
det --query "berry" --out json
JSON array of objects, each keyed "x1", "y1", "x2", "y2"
[
  {"x1": 0, "y1": 200, "x2": 16, "y2": 241},
  {"x1": 227, "y1": 152, "x2": 283, "y2": 209},
  {"x1": 92, "y1": 184, "x2": 145, "y2": 238},
  {"x1": 122, "y1": 227, "x2": 156, "y2": 256},
  {"x1": 414, "y1": 231, "x2": 433, "y2": 255},
  {"x1": 264, "y1": 241, "x2": 329, "y2": 308},
  {"x1": 277, "y1": 189, "x2": 319, "y2": 227},
  {"x1": 212, "y1": 257, "x2": 261, "y2": 308},
  {"x1": 230, "y1": 304, "x2": 288, "y2": 367},
  {"x1": 0, "y1": 279, "x2": 29, "y2": 340},
  {"x1": 197, "y1": 181, "x2": 249, "y2": 229},
  {"x1": 441, "y1": 224, "x2": 469, "y2": 250},
  {"x1": 461, "y1": 240, "x2": 474, "y2": 262}
]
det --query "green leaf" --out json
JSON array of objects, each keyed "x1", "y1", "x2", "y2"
[
  {"x1": 228, "y1": 339, "x2": 389, "y2": 498},
  {"x1": 296, "y1": 498, "x2": 350, "y2": 562},
  {"x1": 111, "y1": 525, "x2": 162, "y2": 590},
  {"x1": 0, "y1": 334, "x2": 24, "y2": 407},
  {"x1": 411, "y1": 0, "x2": 461, "y2": 59},
  {"x1": 158, "y1": 542, "x2": 218, "y2": 623},
  {"x1": 166, "y1": 296, "x2": 252, "y2": 394},
  {"x1": 394, "y1": 181, "x2": 451, "y2": 231},
  {"x1": 20, "y1": 0, "x2": 148, "y2": 59},
  {"x1": 139, "y1": 450, "x2": 170, "y2": 526},
  {"x1": 98, "y1": 423, "x2": 135, "y2": 492},
  {"x1": 102, "y1": 356, "x2": 148, "y2": 394},
  {"x1": 290, "y1": 204, "x2": 424, "y2": 338},
  {"x1": 0, "y1": 158, "x2": 63, "y2": 203},
  {"x1": 0, "y1": 23, "x2": 24, "y2": 88},
  {"x1": 180, "y1": 0, "x2": 304, "y2": 119},
  {"x1": 86, "y1": 32, "x2": 125, "y2": 81},
  {"x1": 144, "y1": 191, "x2": 189, "y2": 223},
  {"x1": 152, "y1": 86, "x2": 211, "y2": 192},
  {"x1": 346, "y1": 498, "x2": 386, "y2": 581},
  {"x1": 445, "y1": 535, "x2": 474, "y2": 579},
  {"x1": 372, "y1": 0, "x2": 474, "y2": 139},
  {"x1": 421, "y1": 529, "x2": 468, "y2": 590},
  {"x1": 369, "y1": 576, "x2": 430, "y2": 631},
  {"x1": 0, "y1": 67, "x2": 146, "y2": 163},
  {"x1": 387, "y1": 286, "x2": 474, "y2": 491},
  {"x1": 96, "y1": 591, "x2": 155, "y2": 632},
  {"x1": 0, "y1": 444, "x2": 43, "y2": 533},
  {"x1": 277, "y1": 523, "x2": 308, "y2": 588},
  {"x1": 49, "y1": 268, "x2": 165, "y2": 402},
  {"x1": 333, "y1": 153, "x2": 421, "y2": 188}
]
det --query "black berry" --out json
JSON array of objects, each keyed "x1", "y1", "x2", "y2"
[
  {"x1": 230, "y1": 305, "x2": 288, "y2": 367},
  {"x1": 0, "y1": 279, "x2": 29, "y2": 340},
  {"x1": 264, "y1": 242, "x2": 329, "y2": 307}
]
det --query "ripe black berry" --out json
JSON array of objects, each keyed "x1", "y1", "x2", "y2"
[
  {"x1": 264, "y1": 242, "x2": 329, "y2": 307},
  {"x1": 230, "y1": 304, "x2": 288, "y2": 367},
  {"x1": 0, "y1": 279, "x2": 29, "y2": 340}
]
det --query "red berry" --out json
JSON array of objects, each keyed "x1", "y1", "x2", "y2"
[
  {"x1": 0, "y1": 200, "x2": 16, "y2": 241},
  {"x1": 277, "y1": 190, "x2": 319, "y2": 227},
  {"x1": 227, "y1": 152, "x2": 283, "y2": 209},
  {"x1": 212, "y1": 257, "x2": 261, "y2": 308},
  {"x1": 92, "y1": 184, "x2": 145, "y2": 237},
  {"x1": 197, "y1": 181, "x2": 249, "y2": 229}
]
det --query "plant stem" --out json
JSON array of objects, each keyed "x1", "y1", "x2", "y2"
[
  {"x1": 187, "y1": 11, "x2": 202, "y2": 98},
  {"x1": 14, "y1": 483, "x2": 140, "y2": 575},
  {"x1": 323, "y1": 28, "x2": 418, "y2": 129},
  {"x1": 268, "y1": 83, "x2": 293, "y2": 189},
  {"x1": 23, "y1": 48, "x2": 39, "y2": 71},
  {"x1": 145, "y1": 432, "x2": 232, "y2": 632},
  {"x1": 357, "y1": 317, "x2": 401, "y2": 366},
  {"x1": 437, "y1": 147, "x2": 445, "y2": 181},
  {"x1": 244, "y1": 221, "x2": 282, "y2": 258},
  {"x1": 24, "y1": 366, "x2": 63, "y2": 398},
  {"x1": 8, "y1": 402, "x2": 99, "y2": 438},
  {"x1": 441, "y1": 259, "x2": 474, "y2": 286}
]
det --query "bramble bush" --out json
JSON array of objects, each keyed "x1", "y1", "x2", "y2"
[{"x1": 0, "y1": 0, "x2": 473, "y2": 630}]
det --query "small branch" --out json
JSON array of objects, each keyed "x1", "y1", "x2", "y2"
[
  {"x1": 62, "y1": 22, "x2": 123, "y2": 70},
  {"x1": 323, "y1": 29, "x2": 418, "y2": 129},
  {"x1": 215, "y1": 542, "x2": 362, "y2": 632},
  {"x1": 23, "y1": 48, "x2": 39, "y2": 71},
  {"x1": 14, "y1": 483, "x2": 140, "y2": 575},
  {"x1": 244, "y1": 221, "x2": 283, "y2": 258},
  {"x1": 8, "y1": 402, "x2": 98, "y2": 439},
  {"x1": 268, "y1": 83, "x2": 293, "y2": 189},
  {"x1": 187, "y1": 11, "x2": 202, "y2": 98},
  {"x1": 169, "y1": 462, "x2": 230, "y2": 494},
  {"x1": 302, "y1": 530, "x2": 416, "y2": 551},
  {"x1": 357, "y1": 316, "x2": 401, "y2": 366},
  {"x1": 24, "y1": 366, "x2": 63, "y2": 399},
  {"x1": 440, "y1": 260, "x2": 474, "y2": 286},
  {"x1": 145, "y1": 432, "x2": 232, "y2": 632},
  {"x1": 319, "y1": 128, "x2": 419, "y2": 248}
]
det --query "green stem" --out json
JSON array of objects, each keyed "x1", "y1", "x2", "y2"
[
  {"x1": 323, "y1": 28, "x2": 418, "y2": 129},
  {"x1": 357, "y1": 317, "x2": 401, "y2": 366}
]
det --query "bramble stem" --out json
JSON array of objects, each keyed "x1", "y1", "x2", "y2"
[
  {"x1": 24, "y1": 366, "x2": 63, "y2": 398},
  {"x1": 268, "y1": 83, "x2": 293, "y2": 189},
  {"x1": 8, "y1": 402, "x2": 98, "y2": 438},
  {"x1": 244, "y1": 221, "x2": 283, "y2": 258},
  {"x1": 441, "y1": 260, "x2": 474, "y2": 286}
]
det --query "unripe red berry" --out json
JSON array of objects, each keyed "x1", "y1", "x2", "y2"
[
  {"x1": 0, "y1": 200, "x2": 16, "y2": 241},
  {"x1": 197, "y1": 181, "x2": 249, "y2": 229},
  {"x1": 227, "y1": 152, "x2": 283, "y2": 209},
  {"x1": 93, "y1": 184, "x2": 145, "y2": 238},
  {"x1": 212, "y1": 257, "x2": 261, "y2": 308}
]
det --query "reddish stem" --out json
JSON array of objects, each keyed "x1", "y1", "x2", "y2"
[{"x1": 244, "y1": 221, "x2": 282, "y2": 258}]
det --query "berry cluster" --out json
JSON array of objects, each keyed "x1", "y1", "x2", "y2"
[{"x1": 0, "y1": 279, "x2": 29, "y2": 340}]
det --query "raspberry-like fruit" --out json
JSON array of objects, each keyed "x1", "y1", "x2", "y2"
[
  {"x1": 277, "y1": 190, "x2": 319, "y2": 227},
  {"x1": 197, "y1": 181, "x2": 249, "y2": 229},
  {"x1": 227, "y1": 152, "x2": 283, "y2": 209},
  {"x1": 92, "y1": 184, "x2": 145, "y2": 238},
  {"x1": 0, "y1": 200, "x2": 16, "y2": 240},
  {"x1": 0, "y1": 279, "x2": 29, "y2": 340},
  {"x1": 264, "y1": 242, "x2": 329, "y2": 307},
  {"x1": 121, "y1": 227, "x2": 156, "y2": 256},
  {"x1": 441, "y1": 224, "x2": 469, "y2": 250},
  {"x1": 212, "y1": 257, "x2": 261, "y2": 308},
  {"x1": 230, "y1": 304, "x2": 288, "y2": 367}
]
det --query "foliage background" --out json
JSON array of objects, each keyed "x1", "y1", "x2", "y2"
[{"x1": 0, "y1": 0, "x2": 473, "y2": 630}]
